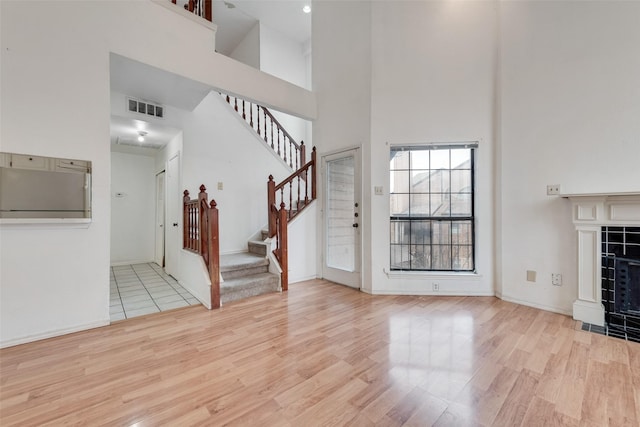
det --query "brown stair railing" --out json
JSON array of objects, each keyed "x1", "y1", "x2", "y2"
[
  {"x1": 171, "y1": 0, "x2": 212, "y2": 22},
  {"x1": 222, "y1": 93, "x2": 306, "y2": 171},
  {"x1": 268, "y1": 147, "x2": 317, "y2": 290},
  {"x1": 183, "y1": 185, "x2": 220, "y2": 308}
]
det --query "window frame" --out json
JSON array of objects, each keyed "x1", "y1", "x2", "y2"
[{"x1": 389, "y1": 143, "x2": 477, "y2": 272}]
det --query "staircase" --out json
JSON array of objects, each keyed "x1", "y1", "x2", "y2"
[{"x1": 220, "y1": 237, "x2": 279, "y2": 304}]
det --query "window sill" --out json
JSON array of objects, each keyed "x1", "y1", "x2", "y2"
[{"x1": 386, "y1": 269, "x2": 481, "y2": 280}]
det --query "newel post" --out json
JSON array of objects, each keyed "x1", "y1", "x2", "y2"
[
  {"x1": 183, "y1": 190, "x2": 190, "y2": 249},
  {"x1": 300, "y1": 140, "x2": 306, "y2": 169},
  {"x1": 204, "y1": 0, "x2": 212, "y2": 22},
  {"x1": 209, "y1": 199, "x2": 220, "y2": 309},
  {"x1": 268, "y1": 175, "x2": 276, "y2": 237},
  {"x1": 198, "y1": 185, "x2": 208, "y2": 257},
  {"x1": 278, "y1": 202, "x2": 288, "y2": 291},
  {"x1": 311, "y1": 146, "x2": 317, "y2": 201}
]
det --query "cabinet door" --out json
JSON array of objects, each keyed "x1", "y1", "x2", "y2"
[
  {"x1": 56, "y1": 159, "x2": 90, "y2": 173},
  {"x1": 10, "y1": 154, "x2": 49, "y2": 170}
]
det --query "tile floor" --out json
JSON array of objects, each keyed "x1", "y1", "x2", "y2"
[{"x1": 110, "y1": 263, "x2": 200, "y2": 321}]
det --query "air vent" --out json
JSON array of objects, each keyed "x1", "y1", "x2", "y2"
[
  {"x1": 115, "y1": 137, "x2": 164, "y2": 150},
  {"x1": 127, "y1": 98, "x2": 164, "y2": 119}
]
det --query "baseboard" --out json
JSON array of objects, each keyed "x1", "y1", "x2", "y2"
[
  {"x1": 289, "y1": 274, "x2": 318, "y2": 284},
  {"x1": 0, "y1": 319, "x2": 110, "y2": 349},
  {"x1": 500, "y1": 294, "x2": 572, "y2": 316},
  {"x1": 368, "y1": 289, "x2": 495, "y2": 297},
  {"x1": 110, "y1": 259, "x2": 154, "y2": 267}
]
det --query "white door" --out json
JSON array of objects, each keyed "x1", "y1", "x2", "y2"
[
  {"x1": 154, "y1": 171, "x2": 166, "y2": 267},
  {"x1": 322, "y1": 149, "x2": 361, "y2": 288},
  {"x1": 165, "y1": 153, "x2": 180, "y2": 277}
]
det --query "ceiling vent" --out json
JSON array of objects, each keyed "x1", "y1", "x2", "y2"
[{"x1": 127, "y1": 98, "x2": 164, "y2": 119}]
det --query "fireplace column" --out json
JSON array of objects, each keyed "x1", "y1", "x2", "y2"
[{"x1": 566, "y1": 193, "x2": 640, "y2": 327}]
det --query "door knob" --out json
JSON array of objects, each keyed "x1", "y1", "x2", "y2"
[
  {"x1": 173, "y1": 223, "x2": 178, "y2": 227},
  {"x1": 352, "y1": 223, "x2": 359, "y2": 228}
]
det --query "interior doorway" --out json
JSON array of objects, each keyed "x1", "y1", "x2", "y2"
[{"x1": 155, "y1": 171, "x2": 166, "y2": 267}]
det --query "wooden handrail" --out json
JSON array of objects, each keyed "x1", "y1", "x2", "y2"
[
  {"x1": 267, "y1": 147, "x2": 316, "y2": 291},
  {"x1": 221, "y1": 93, "x2": 305, "y2": 170},
  {"x1": 183, "y1": 185, "x2": 220, "y2": 308}
]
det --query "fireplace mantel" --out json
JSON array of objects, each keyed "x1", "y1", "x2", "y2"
[{"x1": 564, "y1": 192, "x2": 640, "y2": 326}]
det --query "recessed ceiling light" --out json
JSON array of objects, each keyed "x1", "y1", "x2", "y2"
[
  {"x1": 303, "y1": 5, "x2": 311, "y2": 13},
  {"x1": 138, "y1": 131, "x2": 147, "y2": 143}
]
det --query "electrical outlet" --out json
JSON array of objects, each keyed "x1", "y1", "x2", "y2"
[
  {"x1": 526, "y1": 270, "x2": 537, "y2": 282},
  {"x1": 546, "y1": 184, "x2": 561, "y2": 195},
  {"x1": 552, "y1": 273, "x2": 562, "y2": 286},
  {"x1": 432, "y1": 283, "x2": 439, "y2": 291}
]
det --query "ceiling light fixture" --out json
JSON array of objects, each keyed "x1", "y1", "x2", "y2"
[
  {"x1": 137, "y1": 131, "x2": 147, "y2": 143},
  {"x1": 303, "y1": 5, "x2": 311, "y2": 13},
  {"x1": 224, "y1": 1, "x2": 236, "y2": 9}
]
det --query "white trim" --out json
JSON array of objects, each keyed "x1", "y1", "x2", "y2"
[
  {"x1": 369, "y1": 289, "x2": 494, "y2": 297},
  {"x1": 501, "y1": 294, "x2": 573, "y2": 317},
  {"x1": 0, "y1": 320, "x2": 110, "y2": 349},
  {"x1": 290, "y1": 274, "x2": 318, "y2": 284},
  {"x1": 573, "y1": 300, "x2": 605, "y2": 327},
  {"x1": 0, "y1": 218, "x2": 91, "y2": 227}
]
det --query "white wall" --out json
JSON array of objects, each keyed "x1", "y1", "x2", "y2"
[
  {"x1": 499, "y1": 1, "x2": 640, "y2": 314},
  {"x1": 313, "y1": 1, "x2": 496, "y2": 295},
  {"x1": 230, "y1": 22, "x2": 260, "y2": 69},
  {"x1": 0, "y1": 0, "x2": 314, "y2": 347},
  {"x1": 369, "y1": 1, "x2": 497, "y2": 296},
  {"x1": 313, "y1": 0, "x2": 372, "y2": 289},
  {"x1": 110, "y1": 151, "x2": 156, "y2": 265},
  {"x1": 288, "y1": 203, "x2": 318, "y2": 283},
  {"x1": 182, "y1": 92, "x2": 292, "y2": 254}
]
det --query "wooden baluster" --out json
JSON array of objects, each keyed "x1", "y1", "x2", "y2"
[
  {"x1": 304, "y1": 168, "x2": 309, "y2": 204},
  {"x1": 249, "y1": 102, "x2": 254, "y2": 128},
  {"x1": 183, "y1": 190, "x2": 190, "y2": 248},
  {"x1": 289, "y1": 181, "x2": 293, "y2": 219},
  {"x1": 267, "y1": 176, "x2": 276, "y2": 237},
  {"x1": 242, "y1": 100, "x2": 246, "y2": 120},
  {"x1": 299, "y1": 141, "x2": 305, "y2": 171},
  {"x1": 209, "y1": 199, "x2": 220, "y2": 308},
  {"x1": 297, "y1": 175, "x2": 301, "y2": 209},
  {"x1": 278, "y1": 202, "x2": 288, "y2": 291},
  {"x1": 279, "y1": 128, "x2": 284, "y2": 160},
  {"x1": 271, "y1": 119, "x2": 275, "y2": 150},
  {"x1": 311, "y1": 146, "x2": 317, "y2": 200},
  {"x1": 234, "y1": 97, "x2": 238, "y2": 112},
  {"x1": 256, "y1": 106, "x2": 261, "y2": 137},
  {"x1": 226, "y1": 94, "x2": 230, "y2": 104},
  {"x1": 264, "y1": 110, "x2": 269, "y2": 144}
]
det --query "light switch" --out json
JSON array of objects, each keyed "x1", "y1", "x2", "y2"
[
  {"x1": 374, "y1": 186, "x2": 383, "y2": 195},
  {"x1": 217, "y1": 182, "x2": 224, "y2": 190}
]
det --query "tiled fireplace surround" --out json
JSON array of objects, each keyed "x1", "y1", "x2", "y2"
[{"x1": 567, "y1": 192, "x2": 640, "y2": 327}]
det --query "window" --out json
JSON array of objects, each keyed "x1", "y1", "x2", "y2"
[{"x1": 390, "y1": 144, "x2": 475, "y2": 271}]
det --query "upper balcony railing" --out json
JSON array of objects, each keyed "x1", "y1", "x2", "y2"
[{"x1": 171, "y1": 0, "x2": 212, "y2": 22}]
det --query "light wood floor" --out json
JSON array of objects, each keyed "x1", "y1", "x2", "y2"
[{"x1": 1, "y1": 280, "x2": 639, "y2": 426}]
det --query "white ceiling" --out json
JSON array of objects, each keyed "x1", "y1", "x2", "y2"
[
  {"x1": 211, "y1": 0, "x2": 312, "y2": 55},
  {"x1": 109, "y1": 1, "x2": 311, "y2": 152}
]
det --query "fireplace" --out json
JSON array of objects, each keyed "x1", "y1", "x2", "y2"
[
  {"x1": 601, "y1": 226, "x2": 640, "y2": 341},
  {"x1": 565, "y1": 192, "x2": 640, "y2": 329}
]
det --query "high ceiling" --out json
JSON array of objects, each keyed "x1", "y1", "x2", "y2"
[
  {"x1": 212, "y1": 0, "x2": 312, "y2": 55},
  {"x1": 110, "y1": 1, "x2": 312, "y2": 153}
]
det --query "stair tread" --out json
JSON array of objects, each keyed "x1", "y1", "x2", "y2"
[
  {"x1": 221, "y1": 272, "x2": 279, "y2": 293},
  {"x1": 220, "y1": 252, "x2": 268, "y2": 272}
]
